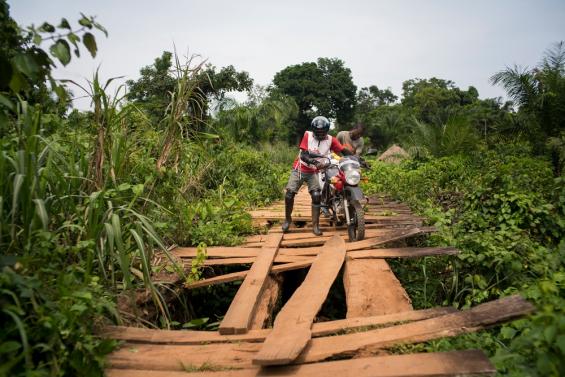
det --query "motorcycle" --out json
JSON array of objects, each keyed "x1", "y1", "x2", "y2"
[{"x1": 314, "y1": 153, "x2": 366, "y2": 241}]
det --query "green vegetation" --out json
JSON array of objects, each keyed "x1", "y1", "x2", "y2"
[
  {"x1": 0, "y1": 1, "x2": 564, "y2": 376},
  {"x1": 364, "y1": 152, "x2": 564, "y2": 376}
]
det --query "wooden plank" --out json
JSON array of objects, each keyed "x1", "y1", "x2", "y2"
[
  {"x1": 106, "y1": 295, "x2": 533, "y2": 370},
  {"x1": 279, "y1": 229, "x2": 402, "y2": 248},
  {"x1": 348, "y1": 247, "x2": 459, "y2": 259},
  {"x1": 345, "y1": 227, "x2": 434, "y2": 251},
  {"x1": 295, "y1": 295, "x2": 534, "y2": 364},
  {"x1": 249, "y1": 275, "x2": 282, "y2": 329},
  {"x1": 343, "y1": 258, "x2": 412, "y2": 318},
  {"x1": 195, "y1": 255, "x2": 312, "y2": 266},
  {"x1": 102, "y1": 307, "x2": 456, "y2": 345},
  {"x1": 267, "y1": 221, "x2": 421, "y2": 232},
  {"x1": 185, "y1": 260, "x2": 312, "y2": 289},
  {"x1": 179, "y1": 246, "x2": 453, "y2": 286},
  {"x1": 309, "y1": 306, "x2": 456, "y2": 337},
  {"x1": 106, "y1": 349, "x2": 495, "y2": 377},
  {"x1": 219, "y1": 233, "x2": 282, "y2": 335},
  {"x1": 173, "y1": 247, "x2": 258, "y2": 258},
  {"x1": 253, "y1": 235, "x2": 346, "y2": 366},
  {"x1": 174, "y1": 246, "x2": 457, "y2": 262},
  {"x1": 249, "y1": 213, "x2": 424, "y2": 222}
]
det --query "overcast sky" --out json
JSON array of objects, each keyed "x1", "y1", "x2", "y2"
[{"x1": 10, "y1": 0, "x2": 565, "y2": 109}]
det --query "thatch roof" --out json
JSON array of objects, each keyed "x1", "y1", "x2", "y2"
[{"x1": 377, "y1": 145, "x2": 410, "y2": 164}]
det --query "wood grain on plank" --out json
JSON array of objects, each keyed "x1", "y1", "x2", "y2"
[
  {"x1": 106, "y1": 349, "x2": 495, "y2": 377},
  {"x1": 348, "y1": 247, "x2": 459, "y2": 259},
  {"x1": 253, "y1": 235, "x2": 346, "y2": 366},
  {"x1": 107, "y1": 295, "x2": 533, "y2": 370},
  {"x1": 343, "y1": 258, "x2": 412, "y2": 318},
  {"x1": 296, "y1": 295, "x2": 534, "y2": 364},
  {"x1": 102, "y1": 307, "x2": 455, "y2": 345}
]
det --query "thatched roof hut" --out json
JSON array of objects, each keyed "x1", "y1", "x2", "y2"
[{"x1": 377, "y1": 145, "x2": 409, "y2": 164}]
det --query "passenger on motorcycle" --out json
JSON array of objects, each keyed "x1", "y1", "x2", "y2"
[{"x1": 282, "y1": 116, "x2": 352, "y2": 236}]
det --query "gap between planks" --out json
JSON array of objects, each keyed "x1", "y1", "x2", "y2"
[{"x1": 218, "y1": 233, "x2": 283, "y2": 335}]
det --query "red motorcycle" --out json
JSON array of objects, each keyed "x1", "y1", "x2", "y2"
[{"x1": 315, "y1": 154, "x2": 366, "y2": 241}]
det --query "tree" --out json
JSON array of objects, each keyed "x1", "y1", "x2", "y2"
[
  {"x1": 126, "y1": 52, "x2": 253, "y2": 124},
  {"x1": 213, "y1": 93, "x2": 297, "y2": 143},
  {"x1": 126, "y1": 51, "x2": 176, "y2": 122},
  {"x1": 272, "y1": 57, "x2": 357, "y2": 142},
  {"x1": 401, "y1": 78, "x2": 465, "y2": 125},
  {"x1": 491, "y1": 41, "x2": 565, "y2": 140},
  {"x1": 0, "y1": 0, "x2": 105, "y2": 118},
  {"x1": 407, "y1": 116, "x2": 480, "y2": 158},
  {"x1": 491, "y1": 41, "x2": 565, "y2": 173},
  {"x1": 357, "y1": 85, "x2": 398, "y2": 112}
]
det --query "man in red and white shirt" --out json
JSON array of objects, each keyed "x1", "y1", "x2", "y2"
[{"x1": 282, "y1": 116, "x2": 352, "y2": 236}]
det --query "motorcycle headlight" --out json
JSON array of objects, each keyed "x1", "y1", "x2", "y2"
[{"x1": 345, "y1": 170, "x2": 361, "y2": 185}]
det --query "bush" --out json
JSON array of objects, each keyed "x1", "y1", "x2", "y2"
[{"x1": 364, "y1": 150, "x2": 565, "y2": 375}]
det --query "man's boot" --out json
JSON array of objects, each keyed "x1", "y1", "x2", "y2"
[
  {"x1": 281, "y1": 191, "x2": 294, "y2": 233},
  {"x1": 311, "y1": 191, "x2": 323, "y2": 236}
]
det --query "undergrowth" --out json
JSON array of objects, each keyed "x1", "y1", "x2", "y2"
[{"x1": 364, "y1": 148, "x2": 565, "y2": 376}]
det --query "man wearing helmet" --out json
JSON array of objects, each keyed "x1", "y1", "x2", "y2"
[{"x1": 282, "y1": 116, "x2": 352, "y2": 236}]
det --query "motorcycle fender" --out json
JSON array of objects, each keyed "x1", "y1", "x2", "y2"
[{"x1": 346, "y1": 186, "x2": 364, "y2": 201}]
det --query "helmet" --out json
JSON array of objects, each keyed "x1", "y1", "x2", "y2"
[{"x1": 311, "y1": 116, "x2": 330, "y2": 140}]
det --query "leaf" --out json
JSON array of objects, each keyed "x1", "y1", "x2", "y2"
[
  {"x1": 49, "y1": 40, "x2": 71, "y2": 66},
  {"x1": 67, "y1": 33, "x2": 80, "y2": 48},
  {"x1": 0, "y1": 341, "x2": 21, "y2": 354},
  {"x1": 12, "y1": 53, "x2": 40, "y2": 79},
  {"x1": 82, "y1": 33, "x2": 97, "y2": 58},
  {"x1": 93, "y1": 21, "x2": 108, "y2": 37},
  {"x1": 53, "y1": 84, "x2": 68, "y2": 102},
  {"x1": 70, "y1": 303, "x2": 88, "y2": 313},
  {"x1": 33, "y1": 199, "x2": 49, "y2": 231},
  {"x1": 556, "y1": 334, "x2": 565, "y2": 355},
  {"x1": 0, "y1": 94, "x2": 15, "y2": 112},
  {"x1": 132, "y1": 184, "x2": 144, "y2": 196},
  {"x1": 500, "y1": 326, "x2": 517, "y2": 339},
  {"x1": 32, "y1": 33, "x2": 42, "y2": 45},
  {"x1": 73, "y1": 291, "x2": 93, "y2": 300},
  {"x1": 78, "y1": 14, "x2": 93, "y2": 29},
  {"x1": 39, "y1": 22, "x2": 55, "y2": 33},
  {"x1": 58, "y1": 18, "x2": 71, "y2": 29}
]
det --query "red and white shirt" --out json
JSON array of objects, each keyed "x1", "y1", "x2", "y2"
[{"x1": 292, "y1": 131, "x2": 345, "y2": 173}]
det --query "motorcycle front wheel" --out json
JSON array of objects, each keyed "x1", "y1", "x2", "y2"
[{"x1": 347, "y1": 200, "x2": 365, "y2": 241}]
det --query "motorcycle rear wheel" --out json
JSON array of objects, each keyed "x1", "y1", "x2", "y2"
[{"x1": 347, "y1": 200, "x2": 365, "y2": 241}]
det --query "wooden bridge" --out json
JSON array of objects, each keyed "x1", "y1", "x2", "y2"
[{"x1": 103, "y1": 188, "x2": 533, "y2": 376}]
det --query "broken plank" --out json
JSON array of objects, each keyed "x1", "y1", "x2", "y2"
[
  {"x1": 344, "y1": 258, "x2": 412, "y2": 318},
  {"x1": 106, "y1": 349, "x2": 495, "y2": 377},
  {"x1": 102, "y1": 306, "x2": 456, "y2": 345},
  {"x1": 253, "y1": 235, "x2": 346, "y2": 366},
  {"x1": 219, "y1": 233, "x2": 283, "y2": 335},
  {"x1": 249, "y1": 274, "x2": 283, "y2": 329}
]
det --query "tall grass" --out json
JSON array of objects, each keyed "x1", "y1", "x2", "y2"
[{"x1": 156, "y1": 53, "x2": 207, "y2": 172}]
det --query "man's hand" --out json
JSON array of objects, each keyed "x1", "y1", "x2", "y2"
[{"x1": 359, "y1": 157, "x2": 371, "y2": 169}]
